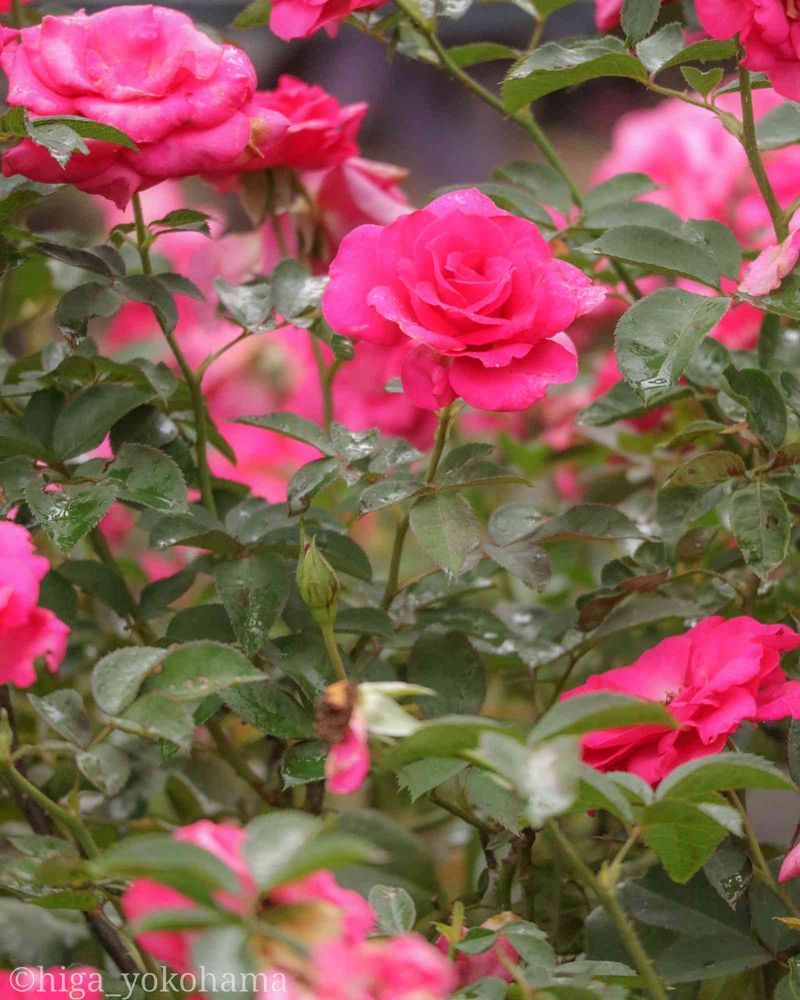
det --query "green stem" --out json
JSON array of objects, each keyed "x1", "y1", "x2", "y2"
[
  {"x1": 728, "y1": 790, "x2": 800, "y2": 918},
  {"x1": 321, "y1": 622, "x2": 348, "y2": 681},
  {"x1": 311, "y1": 336, "x2": 335, "y2": 431},
  {"x1": 89, "y1": 527, "x2": 158, "y2": 643},
  {"x1": 0, "y1": 750, "x2": 100, "y2": 859},
  {"x1": 546, "y1": 820, "x2": 669, "y2": 1000},
  {"x1": 10, "y1": 0, "x2": 24, "y2": 27},
  {"x1": 131, "y1": 193, "x2": 218, "y2": 517},
  {"x1": 736, "y1": 56, "x2": 788, "y2": 242},
  {"x1": 205, "y1": 716, "x2": 278, "y2": 808}
]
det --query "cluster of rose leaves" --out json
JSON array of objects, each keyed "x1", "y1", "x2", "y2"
[{"x1": 7, "y1": 0, "x2": 800, "y2": 997}]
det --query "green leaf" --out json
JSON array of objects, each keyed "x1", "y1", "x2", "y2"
[
  {"x1": 271, "y1": 259, "x2": 327, "y2": 327},
  {"x1": 384, "y1": 717, "x2": 511, "y2": 769},
  {"x1": 235, "y1": 412, "x2": 334, "y2": 455},
  {"x1": 29, "y1": 114, "x2": 137, "y2": 153},
  {"x1": 757, "y1": 100, "x2": 800, "y2": 150},
  {"x1": 406, "y1": 630, "x2": 486, "y2": 717},
  {"x1": 76, "y1": 745, "x2": 131, "y2": 797},
  {"x1": 681, "y1": 65, "x2": 724, "y2": 96},
  {"x1": 119, "y1": 275, "x2": 178, "y2": 333},
  {"x1": 530, "y1": 504, "x2": 646, "y2": 543},
  {"x1": 36, "y1": 240, "x2": 115, "y2": 276},
  {"x1": 107, "y1": 443, "x2": 187, "y2": 513},
  {"x1": 335, "y1": 607, "x2": 394, "y2": 638},
  {"x1": 636, "y1": 23, "x2": 685, "y2": 73},
  {"x1": 53, "y1": 385, "x2": 154, "y2": 458},
  {"x1": 590, "y1": 227, "x2": 722, "y2": 288},
  {"x1": 214, "y1": 277, "x2": 272, "y2": 330},
  {"x1": 28, "y1": 690, "x2": 91, "y2": 747},
  {"x1": 447, "y1": 42, "x2": 518, "y2": 68},
  {"x1": 662, "y1": 451, "x2": 746, "y2": 490},
  {"x1": 116, "y1": 693, "x2": 196, "y2": 750},
  {"x1": 396, "y1": 757, "x2": 468, "y2": 801},
  {"x1": 368, "y1": 884, "x2": 416, "y2": 934},
  {"x1": 504, "y1": 38, "x2": 647, "y2": 111},
  {"x1": 730, "y1": 482, "x2": 790, "y2": 579},
  {"x1": 60, "y1": 559, "x2": 133, "y2": 617},
  {"x1": 657, "y1": 751, "x2": 795, "y2": 800},
  {"x1": 621, "y1": 0, "x2": 660, "y2": 42},
  {"x1": 579, "y1": 380, "x2": 688, "y2": 427},
  {"x1": 529, "y1": 692, "x2": 677, "y2": 744},
  {"x1": 143, "y1": 642, "x2": 263, "y2": 702},
  {"x1": 25, "y1": 480, "x2": 117, "y2": 553},
  {"x1": 223, "y1": 682, "x2": 313, "y2": 740},
  {"x1": 214, "y1": 554, "x2": 289, "y2": 657},
  {"x1": 166, "y1": 604, "x2": 236, "y2": 644},
  {"x1": 287, "y1": 457, "x2": 342, "y2": 513},
  {"x1": 358, "y1": 478, "x2": 424, "y2": 515},
  {"x1": 615, "y1": 288, "x2": 731, "y2": 401},
  {"x1": 640, "y1": 800, "x2": 731, "y2": 883},
  {"x1": 485, "y1": 540, "x2": 551, "y2": 591},
  {"x1": 232, "y1": 0, "x2": 271, "y2": 28},
  {"x1": 409, "y1": 492, "x2": 481, "y2": 577},
  {"x1": 584, "y1": 172, "x2": 658, "y2": 211},
  {"x1": 492, "y1": 160, "x2": 572, "y2": 213},
  {"x1": 92, "y1": 647, "x2": 168, "y2": 715},
  {"x1": 738, "y1": 272, "x2": 800, "y2": 321},
  {"x1": 95, "y1": 835, "x2": 239, "y2": 903},
  {"x1": 724, "y1": 366, "x2": 787, "y2": 450},
  {"x1": 191, "y1": 927, "x2": 256, "y2": 1000},
  {"x1": 281, "y1": 741, "x2": 327, "y2": 788}
]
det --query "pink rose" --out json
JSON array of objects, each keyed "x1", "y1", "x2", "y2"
[
  {"x1": 313, "y1": 934, "x2": 457, "y2": 1000},
  {"x1": 246, "y1": 76, "x2": 366, "y2": 172},
  {"x1": 779, "y1": 841, "x2": 800, "y2": 882},
  {"x1": 122, "y1": 820, "x2": 254, "y2": 972},
  {"x1": 739, "y1": 225, "x2": 800, "y2": 295},
  {"x1": 271, "y1": 870, "x2": 374, "y2": 943},
  {"x1": 322, "y1": 188, "x2": 604, "y2": 413},
  {"x1": 697, "y1": 0, "x2": 800, "y2": 100},
  {"x1": 1, "y1": 6, "x2": 289, "y2": 207},
  {"x1": 0, "y1": 522, "x2": 69, "y2": 689},
  {"x1": 0, "y1": 968, "x2": 102, "y2": 1000},
  {"x1": 437, "y1": 914, "x2": 520, "y2": 986},
  {"x1": 270, "y1": 0, "x2": 388, "y2": 41},
  {"x1": 325, "y1": 705, "x2": 370, "y2": 795},
  {"x1": 563, "y1": 616, "x2": 800, "y2": 785}
]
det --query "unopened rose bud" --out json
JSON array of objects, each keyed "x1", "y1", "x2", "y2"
[{"x1": 296, "y1": 535, "x2": 340, "y2": 627}]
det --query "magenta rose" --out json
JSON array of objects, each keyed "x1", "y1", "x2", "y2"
[
  {"x1": 322, "y1": 188, "x2": 604, "y2": 412},
  {"x1": 0, "y1": 5, "x2": 289, "y2": 207},
  {"x1": 697, "y1": 0, "x2": 800, "y2": 100},
  {"x1": 0, "y1": 522, "x2": 69, "y2": 689},
  {"x1": 563, "y1": 615, "x2": 800, "y2": 785},
  {"x1": 248, "y1": 75, "x2": 366, "y2": 172},
  {"x1": 270, "y1": 0, "x2": 388, "y2": 41}
]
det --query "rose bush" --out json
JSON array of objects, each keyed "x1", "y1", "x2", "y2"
[{"x1": 5, "y1": 1, "x2": 800, "y2": 998}]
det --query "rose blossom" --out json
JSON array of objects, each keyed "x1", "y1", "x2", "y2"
[
  {"x1": 739, "y1": 224, "x2": 800, "y2": 295},
  {"x1": 563, "y1": 615, "x2": 800, "y2": 785},
  {"x1": 270, "y1": 0, "x2": 388, "y2": 41},
  {"x1": 322, "y1": 188, "x2": 605, "y2": 413},
  {"x1": 246, "y1": 76, "x2": 366, "y2": 172},
  {"x1": 437, "y1": 913, "x2": 520, "y2": 986},
  {"x1": 0, "y1": 522, "x2": 69, "y2": 688},
  {"x1": 779, "y1": 841, "x2": 800, "y2": 882},
  {"x1": 315, "y1": 681, "x2": 371, "y2": 796},
  {"x1": 0, "y1": 5, "x2": 289, "y2": 207},
  {"x1": 696, "y1": 0, "x2": 800, "y2": 101}
]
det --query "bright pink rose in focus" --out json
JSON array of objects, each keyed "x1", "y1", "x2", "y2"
[
  {"x1": 697, "y1": 0, "x2": 800, "y2": 100},
  {"x1": 322, "y1": 188, "x2": 604, "y2": 413},
  {"x1": 1, "y1": 6, "x2": 289, "y2": 207},
  {"x1": 563, "y1": 616, "x2": 800, "y2": 785},
  {"x1": 247, "y1": 76, "x2": 366, "y2": 172},
  {"x1": 270, "y1": 0, "x2": 387, "y2": 41},
  {"x1": 0, "y1": 522, "x2": 69, "y2": 688},
  {"x1": 0, "y1": 968, "x2": 102, "y2": 1000}
]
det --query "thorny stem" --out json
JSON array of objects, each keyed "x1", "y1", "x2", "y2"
[
  {"x1": 546, "y1": 820, "x2": 669, "y2": 1000},
  {"x1": 205, "y1": 716, "x2": 279, "y2": 808},
  {"x1": 728, "y1": 790, "x2": 800, "y2": 918},
  {"x1": 736, "y1": 56, "x2": 789, "y2": 242},
  {"x1": 131, "y1": 193, "x2": 218, "y2": 518}
]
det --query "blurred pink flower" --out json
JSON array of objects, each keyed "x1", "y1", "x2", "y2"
[
  {"x1": 270, "y1": 0, "x2": 387, "y2": 41},
  {"x1": 437, "y1": 914, "x2": 520, "y2": 986},
  {"x1": 0, "y1": 968, "x2": 102, "y2": 1000},
  {"x1": 740, "y1": 225, "x2": 800, "y2": 295},
  {"x1": 0, "y1": 522, "x2": 69, "y2": 688}
]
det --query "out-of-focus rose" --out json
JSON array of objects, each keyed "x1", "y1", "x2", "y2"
[
  {"x1": 740, "y1": 225, "x2": 800, "y2": 295},
  {"x1": 697, "y1": 0, "x2": 800, "y2": 101},
  {"x1": 246, "y1": 76, "x2": 365, "y2": 172},
  {"x1": 323, "y1": 188, "x2": 604, "y2": 413},
  {"x1": 437, "y1": 913, "x2": 520, "y2": 986},
  {"x1": 0, "y1": 522, "x2": 69, "y2": 689},
  {"x1": 302, "y1": 157, "x2": 411, "y2": 256},
  {"x1": 270, "y1": 0, "x2": 388, "y2": 41},
  {"x1": 563, "y1": 615, "x2": 800, "y2": 785},
  {"x1": 1, "y1": 6, "x2": 289, "y2": 207},
  {"x1": 779, "y1": 841, "x2": 800, "y2": 882},
  {"x1": 315, "y1": 681, "x2": 370, "y2": 796}
]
